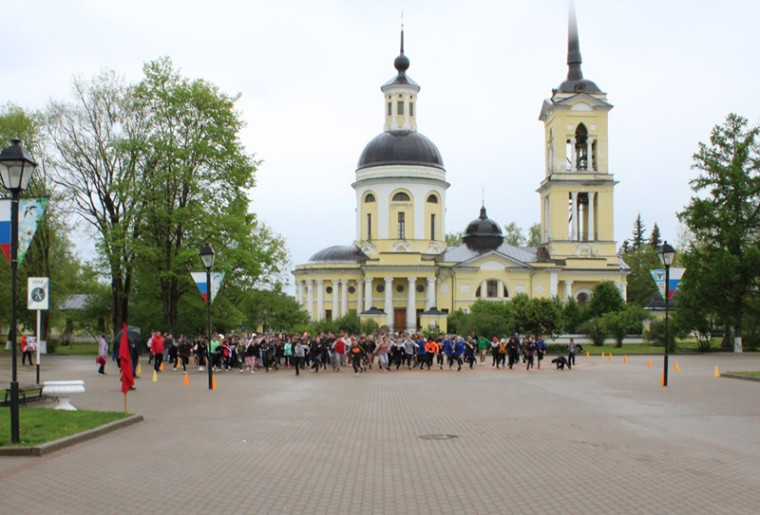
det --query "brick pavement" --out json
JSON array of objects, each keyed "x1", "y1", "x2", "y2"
[{"x1": 0, "y1": 352, "x2": 759, "y2": 514}]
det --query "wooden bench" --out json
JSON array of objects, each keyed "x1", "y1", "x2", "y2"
[{"x1": 2, "y1": 384, "x2": 46, "y2": 406}]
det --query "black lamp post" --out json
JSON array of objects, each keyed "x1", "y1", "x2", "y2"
[
  {"x1": 0, "y1": 139, "x2": 37, "y2": 443},
  {"x1": 200, "y1": 243, "x2": 215, "y2": 390},
  {"x1": 658, "y1": 240, "x2": 676, "y2": 387}
]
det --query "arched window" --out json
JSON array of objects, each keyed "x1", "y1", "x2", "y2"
[
  {"x1": 575, "y1": 123, "x2": 588, "y2": 170},
  {"x1": 426, "y1": 194, "x2": 438, "y2": 203},
  {"x1": 392, "y1": 192, "x2": 410, "y2": 202},
  {"x1": 364, "y1": 193, "x2": 376, "y2": 203}
]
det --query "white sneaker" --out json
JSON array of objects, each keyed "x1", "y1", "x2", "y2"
[{"x1": 199, "y1": 366, "x2": 205, "y2": 371}]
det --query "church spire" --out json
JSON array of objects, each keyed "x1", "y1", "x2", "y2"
[
  {"x1": 566, "y1": 0, "x2": 583, "y2": 82},
  {"x1": 556, "y1": 0, "x2": 601, "y2": 94}
]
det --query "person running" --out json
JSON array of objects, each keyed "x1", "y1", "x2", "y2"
[
  {"x1": 178, "y1": 335, "x2": 192, "y2": 373},
  {"x1": 373, "y1": 335, "x2": 391, "y2": 372},
  {"x1": 349, "y1": 338, "x2": 365, "y2": 375},
  {"x1": 525, "y1": 337, "x2": 537, "y2": 370},
  {"x1": 293, "y1": 339, "x2": 308, "y2": 376},
  {"x1": 424, "y1": 338, "x2": 439, "y2": 370}
]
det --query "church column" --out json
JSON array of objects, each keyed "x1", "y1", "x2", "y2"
[
  {"x1": 295, "y1": 281, "x2": 303, "y2": 306},
  {"x1": 384, "y1": 277, "x2": 393, "y2": 327},
  {"x1": 586, "y1": 139, "x2": 593, "y2": 170},
  {"x1": 550, "y1": 272, "x2": 558, "y2": 297},
  {"x1": 481, "y1": 280, "x2": 487, "y2": 299},
  {"x1": 569, "y1": 138, "x2": 576, "y2": 170},
  {"x1": 364, "y1": 277, "x2": 373, "y2": 311},
  {"x1": 340, "y1": 279, "x2": 348, "y2": 317},
  {"x1": 316, "y1": 280, "x2": 324, "y2": 321},
  {"x1": 332, "y1": 280, "x2": 339, "y2": 319},
  {"x1": 306, "y1": 280, "x2": 314, "y2": 320},
  {"x1": 588, "y1": 191, "x2": 596, "y2": 241},
  {"x1": 564, "y1": 279, "x2": 574, "y2": 300},
  {"x1": 356, "y1": 280, "x2": 363, "y2": 313},
  {"x1": 406, "y1": 277, "x2": 416, "y2": 333},
  {"x1": 426, "y1": 277, "x2": 436, "y2": 309},
  {"x1": 571, "y1": 191, "x2": 579, "y2": 241}
]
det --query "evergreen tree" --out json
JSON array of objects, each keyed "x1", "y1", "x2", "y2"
[
  {"x1": 649, "y1": 223, "x2": 662, "y2": 249},
  {"x1": 631, "y1": 213, "x2": 647, "y2": 249}
]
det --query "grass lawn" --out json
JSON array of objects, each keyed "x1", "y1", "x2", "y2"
[
  {"x1": 0, "y1": 408, "x2": 128, "y2": 447},
  {"x1": 726, "y1": 371, "x2": 760, "y2": 378},
  {"x1": 51, "y1": 341, "x2": 100, "y2": 356}
]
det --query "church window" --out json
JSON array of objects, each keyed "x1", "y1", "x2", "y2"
[
  {"x1": 387, "y1": 102, "x2": 392, "y2": 116},
  {"x1": 367, "y1": 213, "x2": 372, "y2": 240},
  {"x1": 398, "y1": 212, "x2": 406, "y2": 240},
  {"x1": 397, "y1": 101, "x2": 404, "y2": 115},
  {"x1": 364, "y1": 193, "x2": 375, "y2": 203},
  {"x1": 591, "y1": 140, "x2": 597, "y2": 171},
  {"x1": 416, "y1": 284, "x2": 425, "y2": 293},
  {"x1": 348, "y1": 286, "x2": 356, "y2": 294},
  {"x1": 326, "y1": 286, "x2": 333, "y2": 294},
  {"x1": 426, "y1": 194, "x2": 438, "y2": 203},
  {"x1": 486, "y1": 280, "x2": 499, "y2": 298},
  {"x1": 392, "y1": 192, "x2": 410, "y2": 201},
  {"x1": 410, "y1": 102, "x2": 414, "y2": 117},
  {"x1": 430, "y1": 213, "x2": 436, "y2": 241},
  {"x1": 395, "y1": 284, "x2": 405, "y2": 293},
  {"x1": 376, "y1": 284, "x2": 385, "y2": 293},
  {"x1": 575, "y1": 124, "x2": 589, "y2": 170}
]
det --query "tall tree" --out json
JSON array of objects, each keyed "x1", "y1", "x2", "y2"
[
  {"x1": 623, "y1": 245, "x2": 661, "y2": 307},
  {"x1": 649, "y1": 222, "x2": 662, "y2": 249},
  {"x1": 631, "y1": 213, "x2": 647, "y2": 249},
  {"x1": 677, "y1": 113, "x2": 760, "y2": 352},
  {"x1": 47, "y1": 71, "x2": 143, "y2": 334},
  {"x1": 527, "y1": 223, "x2": 542, "y2": 246},
  {"x1": 445, "y1": 231, "x2": 463, "y2": 247},
  {"x1": 131, "y1": 57, "x2": 286, "y2": 333}
]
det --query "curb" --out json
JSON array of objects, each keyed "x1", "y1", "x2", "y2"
[
  {"x1": 721, "y1": 373, "x2": 760, "y2": 383},
  {"x1": 0, "y1": 414, "x2": 144, "y2": 457}
]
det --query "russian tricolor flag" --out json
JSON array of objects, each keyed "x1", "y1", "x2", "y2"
[
  {"x1": 0, "y1": 200, "x2": 10, "y2": 263},
  {"x1": 191, "y1": 272, "x2": 210, "y2": 303}
]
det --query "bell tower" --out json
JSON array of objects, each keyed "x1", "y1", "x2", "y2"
[{"x1": 537, "y1": 1, "x2": 618, "y2": 265}]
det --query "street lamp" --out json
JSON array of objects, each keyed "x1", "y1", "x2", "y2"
[
  {"x1": 199, "y1": 243, "x2": 215, "y2": 390},
  {"x1": 658, "y1": 240, "x2": 676, "y2": 387},
  {"x1": 0, "y1": 139, "x2": 37, "y2": 443}
]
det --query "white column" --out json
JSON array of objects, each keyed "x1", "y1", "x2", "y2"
[
  {"x1": 340, "y1": 279, "x2": 348, "y2": 317},
  {"x1": 306, "y1": 280, "x2": 314, "y2": 320},
  {"x1": 364, "y1": 277, "x2": 373, "y2": 311},
  {"x1": 564, "y1": 279, "x2": 574, "y2": 300},
  {"x1": 407, "y1": 277, "x2": 416, "y2": 333},
  {"x1": 384, "y1": 277, "x2": 393, "y2": 327},
  {"x1": 481, "y1": 280, "x2": 487, "y2": 298},
  {"x1": 331, "y1": 280, "x2": 339, "y2": 319},
  {"x1": 316, "y1": 280, "x2": 324, "y2": 321},
  {"x1": 426, "y1": 277, "x2": 436, "y2": 309},
  {"x1": 586, "y1": 140, "x2": 592, "y2": 170},
  {"x1": 295, "y1": 281, "x2": 303, "y2": 305},
  {"x1": 569, "y1": 138, "x2": 576, "y2": 170},
  {"x1": 571, "y1": 191, "x2": 579, "y2": 241},
  {"x1": 588, "y1": 191, "x2": 596, "y2": 241},
  {"x1": 550, "y1": 272, "x2": 558, "y2": 297},
  {"x1": 357, "y1": 280, "x2": 363, "y2": 313}
]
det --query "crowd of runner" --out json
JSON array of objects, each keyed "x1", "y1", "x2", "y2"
[{"x1": 111, "y1": 330, "x2": 583, "y2": 377}]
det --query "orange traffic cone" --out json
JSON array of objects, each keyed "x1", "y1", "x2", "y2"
[
  {"x1": 660, "y1": 373, "x2": 665, "y2": 387},
  {"x1": 586, "y1": 351, "x2": 590, "y2": 358},
  {"x1": 674, "y1": 361, "x2": 680, "y2": 372},
  {"x1": 211, "y1": 375, "x2": 217, "y2": 390},
  {"x1": 623, "y1": 355, "x2": 628, "y2": 364},
  {"x1": 601, "y1": 352, "x2": 606, "y2": 359},
  {"x1": 183, "y1": 372, "x2": 189, "y2": 386},
  {"x1": 647, "y1": 357, "x2": 652, "y2": 367},
  {"x1": 608, "y1": 353, "x2": 613, "y2": 361},
  {"x1": 152, "y1": 370, "x2": 158, "y2": 382},
  {"x1": 714, "y1": 365, "x2": 720, "y2": 378},
  {"x1": 159, "y1": 361, "x2": 164, "y2": 372},
  {"x1": 137, "y1": 363, "x2": 142, "y2": 375}
]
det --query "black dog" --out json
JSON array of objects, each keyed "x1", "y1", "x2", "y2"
[{"x1": 551, "y1": 356, "x2": 569, "y2": 370}]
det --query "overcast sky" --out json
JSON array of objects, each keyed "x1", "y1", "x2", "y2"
[{"x1": 3, "y1": 0, "x2": 759, "y2": 287}]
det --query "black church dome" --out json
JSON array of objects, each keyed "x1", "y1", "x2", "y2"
[
  {"x1": 463, "y1": 206, "x2": 504, "y2": 251},
  {"x1": 357, "y1": 130, "x2": 444, "y2": 170}
]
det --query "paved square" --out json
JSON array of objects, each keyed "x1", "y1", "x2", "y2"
[{"x1": 1, "y1": 352, "x2": 759, "y2": 514}]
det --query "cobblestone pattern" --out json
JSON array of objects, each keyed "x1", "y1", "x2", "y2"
[{"x1": 0, "y1": 353, "x2": 758, "y2": 514}]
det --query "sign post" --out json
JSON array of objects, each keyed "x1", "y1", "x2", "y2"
[{"x1": 28, "y1": 277, "x2": 49, "y2": 385}]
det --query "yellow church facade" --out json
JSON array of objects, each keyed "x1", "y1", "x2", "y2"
[{"x1": 292, "y1": 9, "x2": 629, "y2": 333}]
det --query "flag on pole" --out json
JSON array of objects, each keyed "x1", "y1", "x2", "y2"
[
  {"x1": 650, "y1": 268, "x2": 685, "y2": 300},
  {"x1": 119, "y1": 323, "x2": 134, "y2": 394},
  {"x1": 0, "y1": 198, "x2": 48, "y2": 265},
  {"x1": 191, "y1": 271, "x2": 225, "y2": 303}
]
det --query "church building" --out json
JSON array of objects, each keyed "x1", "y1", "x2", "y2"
[{"x1": 292, "y1": 7, "x2": 629, "y2": 333}]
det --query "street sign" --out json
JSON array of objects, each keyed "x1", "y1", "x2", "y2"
[
  {"x1": 28, "y1": 277, "x2": 50, "y2": 310},
  {"x1": 650, "y1": 268, "x2": 685, "y2": 300}
]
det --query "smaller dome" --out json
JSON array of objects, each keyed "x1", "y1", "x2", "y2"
[
  {"x1": 308, "y1": 245, "x2": 368, "y2": 264},
  {"x1": 394, "y1": 53, "x2": 410, "y2": 73},
  {"x1": 463, "y1": 206, "x2": 503, "y2": 251},
  {"x1": 357, "y1": 131, "x2": 444, "y2": 170}
]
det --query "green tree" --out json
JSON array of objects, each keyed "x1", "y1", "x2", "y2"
[
  {"x1": 602, "y1": 306, "x2": 646, "y2": 347},
  {"x1": 623, "y1": 245, "x2": 660, "y2": 307},
  {"x1": 238, "y1": 288, "x2": 309, "y2": 332},
  {"x1": 649, "y1": 223, "x2": 662, "y2": 249},
  {"x1": 511, "y1": 294, "x2": 562, "y2": 338},
  {"x1": 527, "y1": 223, "x2": 542, "y2": 246},
  {"x1": 562, "y1": 297, "x2": 585, "y2": 333},
  {"x1": 587, "y1": 281, "x2": 626, "y2": 318},
  {"x1": 503, "y1": 222, "x2": 525, "y2": 246},
  {"x1": 445, "y1": 232, "x2": 463, "y2": 247},
  {"x1": 47, "y1": 71, "x2": 143, "y2": 334},
  {"x1": 130, "y1": 57, "x2": 287, "y2": 334},
  {"x1": 677, "y1": 113, "x2": 760, "y2": 353},
  {"x1": 631, "y1": 213, "x2": 647, "y2": 249}
]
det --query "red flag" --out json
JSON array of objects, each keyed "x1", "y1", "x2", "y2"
[{"x1": 120, "y1": 323, "x2": 134, "y2": 394}]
